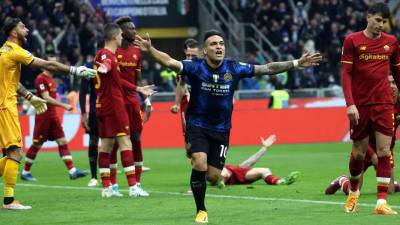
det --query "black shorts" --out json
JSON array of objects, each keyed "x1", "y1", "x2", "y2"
[
  {"x1": 185, "y1": 125, "x2": 230, "y2": 170},
  {"x1": 88, "y1": 112, "x2": 99, "y2": 136}
]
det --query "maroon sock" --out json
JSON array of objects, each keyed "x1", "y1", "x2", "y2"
[
  {"x1": 24, "y1": 145, "x2": 40, "y2": 171},
  {"x1": 395, "y1": 183, "x2": 400, "y2": 192},
  {"x1": 349, "y1": 154, "x2": 364, "y2": 192},
  {"x1": 264, "y1": 175, "x2": 280, "y2": 185},
  {"x1": 59, "y1": 144, "x2": 74, "y2": 171},
  {"x1": 98, "y1": 152, "x2": 111, "y2": 188},
  {"x1": 110, "y1": 144, "x2": 118, "y2": 185},
  {"x1": 133, "y1": 140, "x2": 143, "y2": 182},
  {"x1": 377, "y1": 156, "x2": 391, "y2": 200},
  {"x1": 121, "y1": 149, "x2": 136, "y2": 186}
]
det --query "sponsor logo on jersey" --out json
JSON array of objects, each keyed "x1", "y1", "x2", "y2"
[
  {"x1": 359, "y1": 53, "x2": 388, "y2": 61},
  {"x1": 384, "y1": 45, "x2": 390, "y2": 52}
]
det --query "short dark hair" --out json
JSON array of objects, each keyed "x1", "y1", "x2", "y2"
[
  {"x1": 3, "y1": 17, "x2": 21, "y2": 37},
  {"x1": 367, "y1": 2, "x2": 390, "y2": 18},
  {"x1": 203, "y1": 29, "x2": 224, "y2": 43},
  {"x1": 183, "y1": 38, "x2": 199, "y2": 50},
  {"x1": 104, "y1": 23, "x2": 121, "y2": 41},
  {"x1": 115, "y1": 16, "x2": 132, "y2": 27}
]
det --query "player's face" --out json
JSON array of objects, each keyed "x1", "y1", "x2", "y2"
[
  {"x1": 14, "y1": 22, "x2": 29, "y2": 45},
  {"x1": 122, "y1": 22, "x2": 136, "y2": 42},
  {"x1": 184, "y1": 47, "x2": 199, "y2": 60},
  {"x1": 367, "y1": 13, "x2": 387, "y2": 36},
  {"x1": 204, "y1": 35, "x2": 225, "y2": 63},
  {"x1": 115, "y1": 29, "x2": 123, "y2": 47}
]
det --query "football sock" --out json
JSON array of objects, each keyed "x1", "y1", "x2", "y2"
[
  {"x1": 264, "y1": 175, "x2": 280, "y2": 185},
  {"x1": 394, "y1": 182, "x2": 400, "y2": 192},
  {"x1": 110, "y1": 144, "x2": 118, "y2": 185},
  {"x1": 349, "y1": 154, "x2": 363, "y2": 192},
  {"x1": 339, "y1": 176, "x2": 349, "y2": 194},
  {"x1": 88, "y1": 144, "x2": 98, "y2": 179},
  {"x1": 0, "y1": 157, "x2": 7, "y2": 176},
  {"x1": 24, "y1": 145, "x2": 40, "y2": 172},
  {"x1": 190, "y1": 169, "x2": 207, "y2": 212},
  {"x1": 58, "y1": 144, "x2": 74, "y2": 171},
  {"x1": 98, "y1": 152, "x2": 111, "y2": 188},
  {"x1": 3, "y1": 159, "x2": 19, "y2": 199},
  {"x1": 377, "y1": 156, "x2": 391, "y2": 200},
  {"x1": 121, "y1": 149, "x2": 136, "y2": 186},
  {"x1": 133, "y1": 140, "x2": 143, "y2": 182}
]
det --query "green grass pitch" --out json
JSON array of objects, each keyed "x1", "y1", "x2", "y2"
[{"x1": 1, "y1": 142, "x2": 399, "y2": 225}]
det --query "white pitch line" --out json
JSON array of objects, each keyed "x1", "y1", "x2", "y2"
[{"x1": 10, "y1": 183, "x2": 400, "y2": 209}]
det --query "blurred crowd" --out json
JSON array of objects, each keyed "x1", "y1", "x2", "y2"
[
  {"x1": 223, "y1": 0, "x2": 400, "y2": 90},
  {"x1": 2, "y1": 0, "x2": 400, "y2": 94}
]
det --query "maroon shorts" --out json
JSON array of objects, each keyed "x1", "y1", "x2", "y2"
[
  {"x1": 97, "y1": 110, "x2": 130, "y2": 138},
  {"x1": 125, "y1": 103, "x2": 143, "y2": 133},
  {"x1": 350, "y1": 104, "x2": 394, "y2": 140},
  {"x1": 33, "y1": 115, "x2": 65, "y2": 143},
  {"x1": 225, "y1": 165, "x2": 251, "y2": 185}
]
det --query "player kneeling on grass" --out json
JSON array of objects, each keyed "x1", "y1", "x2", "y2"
[{"x1": 208, "y1": 135, "x2": 300, "y2": 188}]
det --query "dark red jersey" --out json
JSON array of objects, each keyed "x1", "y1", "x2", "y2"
[
  {"x1": 341, "y1": 31, "x2": 400, "y2": 106},
  {"x1": 35, "y1": 72, "x2": 57, "y2": 115},
  {"x1": 116, "y1": 46, "x2": 142, "y2": 105},
  {"x1": 93, "y1": 48, "x2": 126, "y2": 117}
]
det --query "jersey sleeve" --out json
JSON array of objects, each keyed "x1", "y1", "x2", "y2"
[
  {"x1": 235, "y1": 61, "x2": 255, "y2": 78},
  {"x1": 35, "y1": 77, "x2": 49, "y2": 97},
  {"x1": 341, "y1": 36, "x2": 355, "y2": 106},
  {"x1": 12, "y1": 47, "x2": 34, "y2": 65},
  {"x1": 181, "y1": 59, "x2": 196, "y2": 77},
  {"x1": 341, "y1": 36, "x2": 354, "y2": 64},
  {"x1": 390, "y1": 40, "x2": 400, "y2": 90}
]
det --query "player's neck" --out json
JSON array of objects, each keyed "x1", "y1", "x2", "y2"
[
  {"x1": 205, "y1": 57, "x2": 223, "y2": 69},
  {"x1": 121, "y1": 39, "x2": 133, "y2": 48},
  {"x1": 363, "y1": 29, "x2": 381, "y2": 40},
  {"x1": 104, "y1": 42, "x2": 118, "y2": 53},
  {"x1": 7, "y1": 37, "x2": 22, "y2": 46}
]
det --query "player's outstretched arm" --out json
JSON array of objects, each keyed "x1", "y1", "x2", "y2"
[
  {"x1": 41, "y1": 91, "x2": 72, "y2": 111},
  {"x1": 17, "y1": 83, "x2": 47, "y2": 114},
  {"x1": 239, "y1": 134, "x2": 277, "y2": 168},
  {"x1": 135, "y1": 33, "x2": 183, "y2": 73},
  {"x1": 253, "y1": 52, "x2": 322, "y2": 76},
  {"x1": 30, "y1": 57, "x2": 96, "y2": 79}
]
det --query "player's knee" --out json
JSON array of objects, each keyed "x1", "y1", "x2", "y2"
[
  {"x1": 6, "y1": 146, "x2": 23, "y2": 162},
  {"x1": 56, "y1": 138, "x2": 67, "y2": 146},
  {"x1": 191, "y1": 154, "x2": 207, "y2": 171},
  {"x1": 376, "y1": 146, "x2": 391, "y2": 157}
]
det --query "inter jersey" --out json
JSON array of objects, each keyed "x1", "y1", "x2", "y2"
[{"x1": 181, "y1": 58, "x2": 254, "y2": 132}]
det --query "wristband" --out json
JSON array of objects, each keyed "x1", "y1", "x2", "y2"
[
  {"x1": 25, "y1": 92, "x2": 33, "y2": 101},
  {"x1": 69, "y1": 66, "x2": 77, "y2": 76},
  {"x1": 293, "y1": 60, "x2": 299, "y2": 68},
  {"x1": 144, "y1": 98, "x2": 151, "y2": 106}
]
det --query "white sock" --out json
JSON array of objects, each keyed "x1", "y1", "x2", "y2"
[
  {"x1": 69, "y1": 167, "x2": 76, "y2": 174},
  {"x1": 377, "y1": 199, "x2": 387, "y2": 205}
]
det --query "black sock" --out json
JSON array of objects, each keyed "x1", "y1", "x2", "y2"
[
  {"x1": 190, "y1": 169, "x2": 207, "y2": 212},
  {"x1": 88, "y1": 145, "x2": 98, "y2": 179},
  {"x1": 4, "y1": 197, "x2": 14, "y2": 205}
]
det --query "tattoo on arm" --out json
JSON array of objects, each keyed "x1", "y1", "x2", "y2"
[
  {"x1": 17, "y1": 83, "x2": 33, "y2": 100},
  {"x1": 254, "y1": 61, "x2": 294, "y2": 76}
]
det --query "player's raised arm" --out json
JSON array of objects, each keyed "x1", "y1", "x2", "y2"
[
  {"x1": 135, "y1": 33, "x2": 183, "y2": 73},
  {"x1": 253, "y1": 52, "x2": 322, "y2": 76},
  {"x1": 30, "y1": 57, "x2": 97, "y2": 79}
]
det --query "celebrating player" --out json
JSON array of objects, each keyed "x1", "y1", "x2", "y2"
[
  {"x1": 93, "y1": 23, "x2": 155, "y2": 198},
  {"x1": 135, "y1": 29, "x2": 321, "y2": 223},
  {"x1": 0, "y1": 17, "x2": 95, "y2": 210},
  {"x1": 214, "y1": 135, "x2": 300, "y2": 187},
  {"x1": 341, "y1": 3, "x2": 400, "y2": 215},
  {"x1": 21, "y1": 55, "x2": 88, "y2": 182}
]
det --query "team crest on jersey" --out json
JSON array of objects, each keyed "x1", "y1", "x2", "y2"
[
  {"x1": 224, "y1": 73, "x2": 232, "y2": 81},
  {"x1": 101, "y1": 54, "x2": 107, "y2": 60},
  {"x1": 383, "y1": 45, "x2": 390, "y2": 52},
  {"x1": 359, "y1": 45, "x2": 367, "y2": 51},
  {"x1": 133, "y1": 54, "x2": 137, "y2": 60},
  {"x1": 117, "y1": 55, "x2": 123, "y2": 58},
  {"x1": 212, "y1": 74, "x2": 219, "y2": 82}
]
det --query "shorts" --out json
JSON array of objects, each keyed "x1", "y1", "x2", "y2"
[
  {"x1": 0, "y1": 106, "x2": 22, "y2": 149},
  {"x1": 97, "y1": 110, "x2": 130, "y2": 138},
  {"x1": 350, "y1": 104, "x2": 394, "y2": 140},
  {"x1": 87, "y1": 111, "x2": 99, "y2": 136},
  {"x1": 185, "y1": 125, "x2": 230, "y2": 170},
  {"x1": 125, "y1": 103, "x2": 143, "y2": 133},
  {"x1": 33, "y1": 115, "x2": 65, "y2": 143},
  {"x1": 224, "y1": 165, "x2": 252, "y2": 185}
]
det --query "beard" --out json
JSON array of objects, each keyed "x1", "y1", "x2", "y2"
[{"x1": 17, "y1": 33, "x2": 27, "y2": 45}]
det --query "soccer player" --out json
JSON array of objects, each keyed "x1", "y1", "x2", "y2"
[
  {"x1": 170, "y1": 38, "x2": 200, "y2": 136},
  {"x1": 135, "y1": 29, "x2": 321, "y2": 223},
  {"x1": 215, "y1": 135, "x2": 300, "y2": 187},
  {"x1": 21, "y1": 55, "x2": 88, "y2": 182},
  {"x1": 93, "y1": 23, "x2": 155, "y2": 198},
  {"x1": 79, "y1": 66, "x2": 100, "y2": 187},
  {"x1": 106, "y1": 16, "x2": 152, "y2": 196},
  {"x1": 341, "y1": 3, "x2": 400, "y2": 215},
  {"x1": 326, "y1": 75, "x2": 400, "y2": 195},
  {"x1": 0, "y1": 17, "x2": 95, "y2": 210}
]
